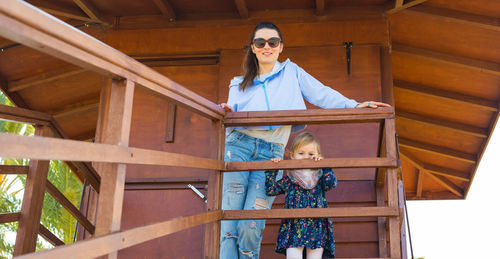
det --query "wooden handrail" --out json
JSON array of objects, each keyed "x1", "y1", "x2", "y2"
[
  {"x1": 224, "y1": 107, "x2": 395, "y2": 126},
  {"x1": 0, "y1": 132, "x2": 224, "y2": 170},
  {"x1": 223, "y1": 207, "x2": 399, "y2": 220},
  {"x1": 0, "y1": 1, "x2": 224, "y2": 120},
  {"x1": 14, "y1": 211, "x2": 222, "y2": 259},
  {"x1": 226, "y1": 157, "x2": 397, "y2": 171}
]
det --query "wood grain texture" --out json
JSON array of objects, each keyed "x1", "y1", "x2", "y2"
[{"x1": 14, "y1": 211, "x2": 222, "y2": 259}]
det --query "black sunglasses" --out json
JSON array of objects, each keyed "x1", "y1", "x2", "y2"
[{"x1": 252, "y1": 37, "x2": 281, "y2": 48}]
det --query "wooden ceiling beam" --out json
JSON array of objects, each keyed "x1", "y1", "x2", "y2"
[
  {"x1": 234, "y1": 0, "x2": 249, "y2": 18},
  {"x1": 424, "y1": 172, "x2": 463, "y2": 197},
  {"x1": 407, "y1": 5, "x2": 500, "y2": 32},
  {"x1": 416, "y1": 170, "x2": 424, "y2": 198},
  {"x1": 52, "y1": 102, "x2": 99, "y2": 119},
  {"x1": 400, "y1": 150, "x2": 468, "y2": 198},
  {"x1": 315, "y1": 0, "x2": 325, "y2": 16},
  {"x1": 395, "y1": 0, "x2": 404, "y2": 8},
  {"x1": 386, "y1": 0, "x2": 428, "y2": 15},
  {"x1": 0, "y1": 72, "x2": 29, "y2": 108},
  {"x1": 0, "y1": 104, "x2": 52, "y2": 125},
  {"x1": 396, "y1": 110, "x2": 488, "y2": 138},
  {"x1": 73, "y1": 0, "x2": 101, "y2": 21},
  {"x1": 392, "y1": 43, "x2": 500, "y2": 76},
  {"x1": 394, "y1": 80, "x2": 498, "y2": 112},
  {"x1": 399, "y1": 138, "x2": 476, "y2": 164},
  {"x1": 36, "y1": 2, "x2": 94, "y2": 22},
  {"x1": 8, "y1": 68, "x2": 86, "y2": 92},
  {"x1": 153, "y1": 0, "x2": 176, "y2": 22},
  {"x1": 424, "y1": 164, "x2": 470, "y2": 182}
]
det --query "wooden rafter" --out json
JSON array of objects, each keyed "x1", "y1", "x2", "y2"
[
  {"x1": 0, "y1": 73, "x2": 29, "y2": 108},
  {"x1": 394, "y1": 80, "x2": 498, "y2": 112},
  {"x1": 8, "y1": 68, "x2": 86, "y2": 92},
  {"x1": 416, "y1": 170, "x2": 424, "y2": 198},
  {"x1": 392, "y1": 43, "x2": 500, "y2": 76},
  {"x1": 386, "y1": 0, "x2": 428, "y2": 15},
  {"x1": 234, "y1": 0, "x2": 249, "y2": 18},
  {"x1": 0, "y1": 104, "x2": 52, "y2": 126},
  {"x1": 399, "y1": 137, "x2": 476, "y2": 164},
  {"x1": 36, "y1": 2, "x2": 94, "y2": 22},
  {"x1": 425, "y1": 172, "x2": 464, "y2": 197},
  {"x1": 315, "y1": 0, "x2": 325, "y2": 16},
  {"x1": 396, "y1": 110, "x2": 488, "y2": 138},
  {"x1": 53, "y1": 102, "x2": 99, "y2": 119},
  {"x1": 395, "y1": 0, "x2": 404, "y2": 8},
  {"x1": 407, "y1": 5, "x2": 500, "y2": 32},
  {"x1": 400, "y1": 150, "x2": 467, "y2": 198},
  {"x1": 152, "y1": 0, "x2": 176, "y2": 21},
  {"x1": 73, "y1": 0, "x2": 101, "y2": 21},
  {"x1": 400, "y1": 151, "x2": 470, "y2": 181},
  {"x1": 424, "y1": 164, "x2": 470, "y2": 182}
]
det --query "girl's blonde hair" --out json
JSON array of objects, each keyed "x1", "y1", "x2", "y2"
[{"x1": 290, "y1": 131, "x2": 322, "y2": 156}]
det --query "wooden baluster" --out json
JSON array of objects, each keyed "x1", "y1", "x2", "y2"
[
  {"x1": 385, "y1": 117, "x2": 401, "y2": 258},
  {"x1": 203, "y1": 120, "x2": 224, "y2": 258}
]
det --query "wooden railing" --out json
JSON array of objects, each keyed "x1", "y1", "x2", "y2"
[{"x1": 0, "y1": 0, "x2": 402, "y2": 258}]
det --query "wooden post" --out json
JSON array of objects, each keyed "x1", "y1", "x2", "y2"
[
  {"x1": 93, "y1": 78, "x2": 134, "y2": 258},
  {"x1": 385, "y1": 117, "x2": 401, "y2": 258},
  {"x1": 13, "y1": 125, "x2": 52, "y2": 256},
  {"x1": 203, "y1": 120, "x2": 224, "y2": 259},
  {"x1": 377, "y1": 45, "x2": 394, "y2": 257}
]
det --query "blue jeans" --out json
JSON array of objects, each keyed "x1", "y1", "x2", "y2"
[{"x1": 220, "y1": 131, "x2": 284, "y2": 259}]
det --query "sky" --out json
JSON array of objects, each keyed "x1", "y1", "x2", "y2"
[{"x1": 405, "y1": 122, "x2": 500, "y2": 259}]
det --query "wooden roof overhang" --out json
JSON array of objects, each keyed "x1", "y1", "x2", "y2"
[{"x1": 0, "y1": 0, "x2": 499, "y2": 201}]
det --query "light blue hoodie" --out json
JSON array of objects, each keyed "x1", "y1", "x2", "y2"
[{"x1": 227, "y1": 59, "x2": 359, "y2": 132}]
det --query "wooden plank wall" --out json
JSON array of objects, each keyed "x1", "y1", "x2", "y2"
[{"x1": 107, "y1": 19, "x2": 389, "y2": 258}]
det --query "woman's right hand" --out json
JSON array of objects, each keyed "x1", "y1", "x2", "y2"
[{"x1": 219, "y1": 103, "x2": 234, "y2": 112}]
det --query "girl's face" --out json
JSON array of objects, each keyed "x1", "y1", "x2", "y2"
[
  {"x1": 251, "y1": 28, "x2": 283, "y2": 66},
  {"x1": 291, "y1": 142, "x2": 320, "y2": 160}
]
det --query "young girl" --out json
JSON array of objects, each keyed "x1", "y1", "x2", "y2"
[{"x1": 265, "y1": 132, "x2": 337, "y2": 259}]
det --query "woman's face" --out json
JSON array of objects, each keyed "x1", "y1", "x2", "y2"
[{"x1": 251, "y1": 28, "x2": 283, "y2": 66}]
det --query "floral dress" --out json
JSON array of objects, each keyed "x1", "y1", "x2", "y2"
[{"x1": 265, "y1": 168, "x2": 338, "y2": 258}]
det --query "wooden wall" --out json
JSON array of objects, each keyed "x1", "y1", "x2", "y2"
[{"x1": 110, "y1": 19, "x2": 389, "y2": 258}]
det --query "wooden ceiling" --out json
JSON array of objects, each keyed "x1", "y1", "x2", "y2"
[{"x1": 0, "y1": 0, "x2": 499, "y2": 201}]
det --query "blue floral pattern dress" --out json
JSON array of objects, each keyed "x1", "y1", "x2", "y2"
[{"x1": 265, "y1": 168, "x2": 337, "y2": 258}]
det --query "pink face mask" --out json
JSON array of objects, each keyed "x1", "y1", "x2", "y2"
[{"x1": 288, "y1": 169, "x2": 322, "y2": 189}]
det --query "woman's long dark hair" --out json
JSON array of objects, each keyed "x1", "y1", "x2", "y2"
[{"x1": 239, "y1": 22, "x2": 283, "y2": 91}]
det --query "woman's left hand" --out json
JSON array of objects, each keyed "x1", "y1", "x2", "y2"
[{"x1": 355, "y1": 101, "x2": 391, "y2": 109}]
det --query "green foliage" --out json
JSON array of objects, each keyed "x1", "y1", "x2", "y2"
[
  {"x1": 40, "y1": 160, "x2": 83, "y2": 244},
  {"x1": 0, "y1": 90, "x2": 83, "y2": 257}
]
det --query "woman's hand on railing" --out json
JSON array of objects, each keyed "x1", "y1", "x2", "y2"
[
  {"x1": 355, "y1": 101, "x2": 391, "y2": 109},
  {"x1": 271, "y1": 158, "x2": 281, "y2": 163},
  {"x1": 219, "y1": 103, "x2": 234, "y2": 112}
]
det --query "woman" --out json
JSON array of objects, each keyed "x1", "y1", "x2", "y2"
[{"x1": 219, "y1": 22, "x2": 389, "y2": 259}]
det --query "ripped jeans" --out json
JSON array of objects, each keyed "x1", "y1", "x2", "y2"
[{"x1": 220, "y1": 130, "x2": 284, "y2": 259}]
